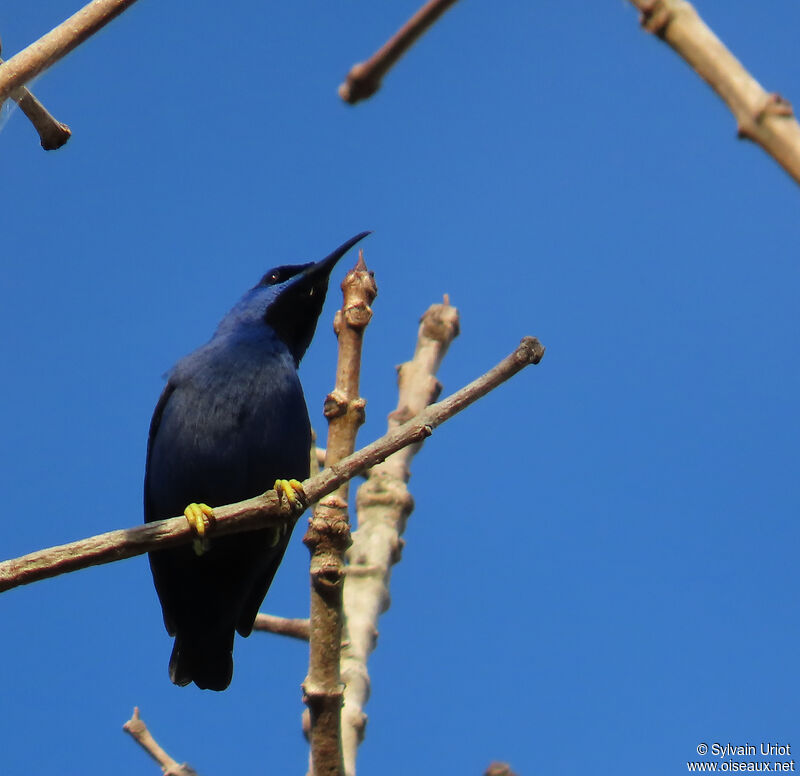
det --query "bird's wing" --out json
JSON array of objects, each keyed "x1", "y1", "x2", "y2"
[{"x1": 143, "y1": 379, "x2": 177, "y2": 524}]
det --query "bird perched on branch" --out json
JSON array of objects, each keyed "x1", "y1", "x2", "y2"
[{"x1": 144, "y1": 231, "x2": 369, "y2": 690}]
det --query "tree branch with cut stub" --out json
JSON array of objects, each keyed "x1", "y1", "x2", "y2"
[
  {"x1": 339, "y1": 0, "x2": 461, "y2": 105},
  {"x1": 0, "y1": 0, "x2": 139, "y2": 103},
  {"x1": 3, "y1": 76, "x2": 71, "y2": 149},
  {"x1": 629, "y1": 0, "x2": 800, "y2": 186},
  {"x1": 0, "y1": 40, "x2": 70, "y2": 150},
  {"x1": 340, "y1": 296, "x2": 460, "y2": 776},
  {"x1": 303, "y1": 251, "x2": 378, "y2": 776},
  {"x1": 123, "y1": 707, "x2": 198, "y2": 776},
  {"x1": 0, "y1": 336, "x2": 544, "y2": 595}
]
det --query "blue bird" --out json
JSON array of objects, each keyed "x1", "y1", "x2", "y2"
[{"x1": 145, "y1": 232, "x2": 369, "y2": 690}]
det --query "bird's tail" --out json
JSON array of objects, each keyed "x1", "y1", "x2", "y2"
[{"x1": 169, "y1": 631, "x2": 234, "y2": 691}]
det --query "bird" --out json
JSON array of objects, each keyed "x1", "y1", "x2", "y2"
[{"x1": 144, "y1": 231, "x2": 370, "y2": 690}]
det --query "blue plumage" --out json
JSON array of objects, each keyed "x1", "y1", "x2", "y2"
[{"x1": 144, "y1": 232, "x2": 369, "y2": 690}]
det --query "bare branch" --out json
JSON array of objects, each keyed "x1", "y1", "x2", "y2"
[
  {"x1": 303, "y1": 251, "x2": 378, "y2": 776},
  {"x1": 253, "y1": 613, "x2": 310, "y2": 641},
  {"x1": 6, "y1": 83, "x2": 71, "y2": 149},
  {"x1": 629, "y1": 0, "x2": 800, "y2": 186},
  {"x1": 123, "y1": 707, "x2": 198, "y2": 776},
  {"x1": 340, "y1": 296, "x2": 460, "y2": 774},
  {"x1": 339, "y1": 0, "x2": 461, "y2": 105},
  {"x1": 0, "y1": 0, "x2": 140, "y2": 103},
  {"x1": 0, "y1": 38, "x2": 70, "y2": 150},
  {"x1": 0, "y1": 336, "x2": 544, "y2": 594}
]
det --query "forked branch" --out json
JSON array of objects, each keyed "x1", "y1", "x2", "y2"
[
  {"x1": 0, "y1": 0, "x2": 139, "y2": 102},
  {"x1": 123, "y1": 708, "x2": 198, "y2": 776},
  {"x1": 0, "y1": 40, "x2": 70, "y2": 150}
]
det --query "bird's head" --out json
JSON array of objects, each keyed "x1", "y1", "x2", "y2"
[{"x1": 216, "y1": 231, "x2": 371, "y2": 365}]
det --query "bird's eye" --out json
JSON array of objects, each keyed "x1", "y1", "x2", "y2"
[{"x1": 259, "y1": 263, "x2": 308, "y2": 288}]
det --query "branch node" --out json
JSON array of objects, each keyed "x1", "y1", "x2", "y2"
[
  {"x1": 305, "y1": 508, "x2": 352, "y2": 554},
  {"x1": 311, "y1": 564, "x2": 345, "y2": 589},
  {"x1": 388, "y1": 403, "x2": 415, "y2": 425},
  {"x1": 639, "y1": 0, "x2": 674, "y2": 38},
  {"x1": 357, "y1": 475, "x2": 415, "y2": 513},
  {"x1": 303, "y1": 686, "x2": 345, "y2": 707},
  {"x1": 122, "y1": 706, "x2": 146, "y2": 736},
  {"x1": 317, "y1": 494, "x2": 348, "y2": 511},
  {"x1": 123, "y1": 707, "x2": 198, "y2": 776},
  {"x1": 0, "y1": 54, "x2": 71, "y2": 150},
  {"x1": 420, "y1": 300, "x2": 461, "y2": 342},
  {"x1": 323, "y1": 389, "x2": 349, "y2": 419},
  {"x1": 758, "y1": 92, "x2": 794, "y2": 122},
  {"x1": 390, "y1": 536, "x2": 406, "y2": 565},
  {"x1": 738, "y1": 92, "x2": 794, "y2": 139},
  {"x1": 343, "y1": 300, "x2": 374, "y2": 329},
  {"x1": 342, "y1": 708, "x2": 368, "y2": 743},
  {"x1": 350, "y1": 397, "x2": 367, "y2": 425}
]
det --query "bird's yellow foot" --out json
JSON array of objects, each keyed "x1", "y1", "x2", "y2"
[
  {"x1": 274, "y1": 478, "x2": 307, "y2": 510},
  {"x1": 269, "y1": 480, "x2": 306, "y2": 547},
  {"x1": 184, "y1": 502, "x2": 215, "y2": 555}
]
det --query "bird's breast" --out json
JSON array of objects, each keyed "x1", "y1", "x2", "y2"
[{"x1": 146, "y1": 350, "x2": 311, "y2": 520}]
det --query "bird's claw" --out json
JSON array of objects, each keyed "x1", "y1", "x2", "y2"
[
  {"x1": 274, "y1": 479, "x2": 307, "y2": 511},
  {"x1": 184, "y1": 502, "x2": 215, "y2": 555},
  {"x1": 269, "y1": 480, "x2": 306, "y2": 547}
]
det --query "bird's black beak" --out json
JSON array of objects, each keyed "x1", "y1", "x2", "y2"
[
  {"x1": 266, "y1": 231, "x2": 371, "y2": 364},
  {"x1": 290, "y1": 230, "x2": 372, "y2": 299},
  {"x1": 305, "y1": 230, "x2": 372, "y2": 280}
]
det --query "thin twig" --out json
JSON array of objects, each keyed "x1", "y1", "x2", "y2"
[
  {"x1": 0, "y1": 0, "x2": 140, "y2": 103},
  {"x1": 303, "y1": 250, "x2": 377, "y2": 776},
  {"x1": 629, "y1": 0, "x2": 800, "y2": 186},
  {"x1": 0, "y1": 336, "x2": 544, "y2": 594},
  {"x1": 340, "y1": 296, "x2": 460, "y2": 775},
  {"x1": 253, "y1": 614, "x2": 310, "y2": 641},
  {"x1": 339, "y1": 0, "x2": 461, "y2": 104},
  {"x1": 123, "y1": 707, "x2": 198, "y2": 776},
  {"x1": 0, "y1": 39, "x2": 70, "y2": 150}
]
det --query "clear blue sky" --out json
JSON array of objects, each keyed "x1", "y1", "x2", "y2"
[{"x1": 2, "y1": 2, "x2": 798, "y2": 774}]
